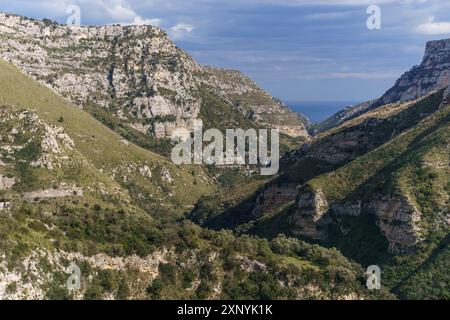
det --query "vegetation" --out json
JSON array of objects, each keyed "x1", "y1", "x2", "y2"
[{"x1": 0, "y1": 59, "x2": 390, "y2": 300}]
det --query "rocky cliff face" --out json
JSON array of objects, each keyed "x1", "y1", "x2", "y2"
[
  {"x1": 286, "y1": 185, "x2": 328, "y2": 240},
  {"x1": 376, "y1": 39, "x2": 450, "y2": 107},
  {"x1": 194, "y1": 86, "x2": 450, "y2": 264},
  {"x1": 283, "y1": 189, "x2": 423, "y2": 254},
  {"x1": 314, "y1": 100, "x2": 374, "y2": 133},
  {"x1": 316, "y1": 39, "x2": 450, "y2": 132},
  {"x1": 198, "y1": 67, "x2": 310, "y2": 136},
  {"x1": 0, "y1": 12, "x2": 203, "y2": 139},
  {"x1": 0, "y1": 12, "x2": 309, "y2": 139}
]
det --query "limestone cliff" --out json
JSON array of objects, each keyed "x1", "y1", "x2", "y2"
[
  {"x1": 0, "y1": 12, "x2": 309, "y2": 140},
  {"x1": 376, "y1": 39, "x2": 450, "y2": 107},
  {"x1": 316, "y1": 39, "x2": 450, "y2": 132}
]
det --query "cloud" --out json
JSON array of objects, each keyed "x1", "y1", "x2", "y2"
[
  {"x1": 97, "y1": 0, "x2": 161, "y2": 26},
  {"x1": 236, "y1": 0, "x2": 430, "y2": 6},
  {"x1": 292, "y1": 71, "x2": 403, "y2": 80},
  {"x1": 417, "y1": 16, "x2": 450, "y2": 35},
  {"x1": 326, "y1": 71, "x2": 401, "y2": 79},
  {"x1": 169, "y1": 23, "x2": 194, "y2": 39},
  {"x1": 105, "y1": 0, "x2": 136, "y2": 21},
  {"x1": 117, "y1": 16, "x2": 161, "y2": 26},
  {"x1": 305, "y1": 11, "x2": 354, "y2": 21}
]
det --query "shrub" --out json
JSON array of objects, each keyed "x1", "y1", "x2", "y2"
[{"x1": 146, "y1": 278, "x2": 163, "y2": 299}]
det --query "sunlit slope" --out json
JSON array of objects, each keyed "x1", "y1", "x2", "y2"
[{"x1": 0, "y1": 59, "x2": 213, "y2": 213}]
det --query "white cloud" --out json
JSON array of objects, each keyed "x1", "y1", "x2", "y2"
[
  {"x1": 96, "y1": 0, "x2": 160, "y2": 25},
  {"x1": 417, "y1": 16, "x2": 450, "y2": 35},
  {"x1": 105, "y1": 0, "x2": 135, "y2": 21},
  {"x1": 327, "y1": 71, "x2": 401, "y2": 79},
  {"x1": 297, "y1": 71, "x2": 402, "y2": 80},
  {"x1": 305, "y1": 11, "x2": 354, "y2": 21},
  {"x1": 238, "y1": 0, "x2": 430, "y2": 6},
  {"x1": 169, "y1": 23, "x2": 194, "y2": 39},
  {"x1": 118, "y1": 16, "x2": 161, "y2": 26}
]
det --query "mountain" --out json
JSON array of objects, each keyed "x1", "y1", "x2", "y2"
[
  {"x1": 190, "y1": 42, "x2": 450, "y2": 299},
  {"x1": 375, "y1": 39, "x2": 450, "y2": 107},
  {"x1": 313, "y1": 100, "x2": 375, "y2": 133},
  {"x1": 0, "y1": 13, "x2": 390, "y2": 300},
  {"x1": 0, "y1": 12, "x2": 309, "y2": 144},
  {"x1": 0, "y1": 51, "x2": 388, "y2": 301},
  {"x1": 316, "y1": 38, "x2": 450, "y2": 133}
]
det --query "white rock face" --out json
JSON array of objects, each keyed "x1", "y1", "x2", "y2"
[
  {"x1": 0, "y1": 248, "x2": 174, "y2": 300},
  {"x1": 0, "y1": 202, "x2": 11, "y2": 211},
  {"x1": 369, "y1": 194, "x2": 422, "y2": 253},
  {"x1": 0, "y1": 175, "x2": 15, "y2": 190},
  {"x1": 22, "y1": 186, "x2": 84, "y2": 200},
  {"x1": 0, "y1": 12, "x2": 309, "y2": 139},
  {"x1": 161, "y1": 168, "x2": 173, "y2": 183},
  {"x1": 138, "y1": 165, "x2": 152, "y2": 178},
  {"x1": 29, "y1": 123, "x2": 74, "y2": 170},
  {"x1": 0, "y1": 12, "x2": 202, "y2": 139},
  {"x1": 376, "y1": 39, "x2": 450, "y2": 106}
]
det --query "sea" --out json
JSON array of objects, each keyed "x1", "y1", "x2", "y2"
[{"x1": 287, "y1": 101, "x2": 361, "y2": 124}]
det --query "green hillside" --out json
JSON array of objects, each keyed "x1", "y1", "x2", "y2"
[
  {"x1": 0, "y1": 59, "x2": 389, "y2": 300},
  {"x1": 0, "y1": 59, "x2": 213, "y2": 215},
  {"x1": 189, "y1": 90, "x2": 450, "y2": 299}
]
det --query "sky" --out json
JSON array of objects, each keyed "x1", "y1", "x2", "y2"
[{"x1": 1, "y1": 0, "x2": 450, "y2": 103}]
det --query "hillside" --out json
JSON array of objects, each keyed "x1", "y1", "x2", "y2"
[
  {"x1": 316, "y1": 38, "x2": 450, "y2": 133},
  {"x1": 190, "y1": 67, "x2": 450, "y2": 299},
  {"x1": 0, "y1": 40, "x2": 388, "y2": 300},
  {"x1": 0, "y1": 12, "x2": 309, "y2": 145},
  {"x1": 192, "y1": 90, "x2": 450, "y2": 299},
  {"x1": 0, "y1": 11, "x2": 447, "y2": 301},
  {"x1": 313, "y1": 100, "x2": 374, "y2": 133}
]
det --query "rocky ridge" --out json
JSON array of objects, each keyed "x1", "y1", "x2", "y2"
[
  {"x1": 0, "y1": 12, "x2": 309, "y2": 140},
  {"x1": 376, "y1": 39, "x2": 450, "y2": 107},
  {"x1": 316, "y1": 39, "x2": 450, "y2": 132}
]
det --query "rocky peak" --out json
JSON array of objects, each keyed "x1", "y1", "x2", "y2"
[
  {"x1": 423, "y1": 38, "x2": 450, "y2": 66},
  {"x1": 375, "y1": 38, "x2": 450, "y2": 107},
  {"x1": 317, "y1": 38, "x2": 450, "y2": 131},
  {"x1": 0, "y1": 12, "x2": 309, "y2": 140},
  {"x1": 198, "y1": 66, "x2": 310, "y2": 136},
  {"x1": 0, "y1": 12, "x2": 165, "y2": 38}
]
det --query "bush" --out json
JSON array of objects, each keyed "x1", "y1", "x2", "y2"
[
  {"x1": 195, "y1": 281, "x2": 212, "y2": 299},
  {"x1": 146, "y1": 278, "x2": 163, "y2": 299},
  {"x1": 85, "y1": 282, "x2": 103, "y2": 300},
  {"x1": 159, "y1": 263, "x2": 177, "y2": 283},
  {"x1": 181, "y1": 270, "x2": 196, "y2": 289},
  {"x1": 98, "y1": 269, "x2": 118, "y2": 292}
]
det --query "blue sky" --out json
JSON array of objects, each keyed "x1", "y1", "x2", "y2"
[{"x1": 2, "y1": 0, "x2": 450, "y2": 102}]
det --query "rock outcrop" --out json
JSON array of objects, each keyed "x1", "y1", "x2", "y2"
[
  {"x1": 0, "y1": 12, "x2": 309, "y2": 139},
  {"x1": 316, "y1": 39, "x2": 450, "y2": 132},
  {"x1": 22, "y1": 186, "x2": 83, "y2": 201},
  {"x1": 369, "y1": 194, "x2": 422, "y2": 254},
  {"x1": 0, "y1": 175, "x2": 15, "y2": 190},
  {"x1": 376, "y1": 39, "x2": 450, "y2": 107},
  {"x1": 286, "y1": 185, "x2": 328, "y2": 240},
  {"x1": 252, "y1": 184, "x2": 298, "y2": 218}
]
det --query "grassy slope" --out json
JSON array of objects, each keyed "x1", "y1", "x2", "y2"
[
  {"x1": 0, "y1": 59, "x2": 392, "y2": 300},
  {"x1": 193, "y1": 90, "x2": 450, "y2": 299},
  {"x1": 0, "y1": 59, "x2": 213, "y2": 214},
  {"x1": 190, "y1": 94, "x2": 444, "y2": 233},
  {"x1": 299, "y1": 97, "x2": 450, "y2": 298}
]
